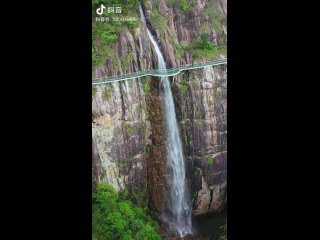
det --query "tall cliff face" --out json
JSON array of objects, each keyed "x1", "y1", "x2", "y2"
[
  {"x1": 92, "y1": 0, "x2": 227, "y2": 215},
  {"x1": 92, "y1": 80, "x2": 150, "y2": 192},
  {"x1": 173, "y1": 65, "x2": 227, "y2": 215},
  {"x1": 92, "y1": 76, "x2": 167, "y2": 210}
]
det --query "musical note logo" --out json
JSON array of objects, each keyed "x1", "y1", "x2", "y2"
[{"x1": 96, "y1": 4, "x2": 106, "y2": 15}]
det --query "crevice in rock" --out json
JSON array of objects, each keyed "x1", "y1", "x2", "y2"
[
  {"x1": 119, "y1": 82, "x2": 126, "y2": 120},
  {"x1": 136, "y1": 50, "x2": 141, "y2": 70},
  {"x1": 208, "y1": 187, "x2": 214, "y2": 211}
]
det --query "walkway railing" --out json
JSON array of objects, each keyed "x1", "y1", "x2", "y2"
[{"x1": 92, "y1": 58, "x2": 227, "y2": 86}]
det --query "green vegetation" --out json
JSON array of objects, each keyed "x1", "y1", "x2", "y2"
[
  {"x1": 141, "y1": 77, "x2": 150, "y2": 93},
  {"x1": 218, "y1": 221, "x2": 227, "y2": 240},
  {"x1": 100, "y1": 169, "x2": 107, "y2": 180},
  {"x1": 92, "y1": 0, "x2": 140, "y2": 68},
  {"x1": 150, "y1": 8, "x2": 167, "y2": 36},
  {"x1": 202, "y1": 1, "x2": 226, "y2": 31},
  {"x1": 184, "y1": 131, "x2": 188, "y2": 145},
  {"x1": 103, "y1": 91, "x2": 111, "y2": 99},
  {"x1": 172, "y1": 33, "x2": 225, "y2": 61},
  {"x1": 130, "y1": 187, "x2": 150, "y2": 209},
  {"x1": 190, "y1": 33, "x2": 224, "y2": 60},
  {"x1": 102, "y1": 85, "x2": 113, "y2": 100},
  {"x1": 200, "y1": 33, "x2": 215, "y2": 50},
  {"x1": 92, "y1": 21, "x2": 117, "y2": 67},
  {"x1": 146, "y1": 106, "x2": 156, "y2": 120},
  {"x1": 217, "y1": 34, "x2": 227, "y2": 49},
  {"x1": 201, "y1": 0, "x2": 227, "y2": 50},
  {"x1": 103, "y1": 90, "x2": 111, "y2": 100},
  {"x1": 141, "y1": 124, "x2": 146, "y2": 136},
  {"x1": 181, "y1": 79, "x2": 188, "y2": 93},
  {"x1": 207, "y1": 155, "x2": 214, "y2": 166},
  {"x1": 180, "y1": 0, "x2": 191, "y2": 11},
  {"x1": 120, "y1": 52, "x2": 135, "y2": 71},
  {"x1": 168, "y1": 0, "x2": 196, "y2": 12},
  {"x1": 93, "y1": 183, "x2": 161, "y2": 240},
  {"x1": 175, "y1": 40, "x2": 188, "y2": 60},
  {"x1": 125, "y1": 122, "x2": 135, "y2": 135},
  {"x1": 167, "y1": 31, "x2": 188, "y2": 60}
]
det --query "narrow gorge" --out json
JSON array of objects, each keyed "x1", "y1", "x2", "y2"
[{"x1": 92, "y1": 0, "x2": 227, "y2": 239}]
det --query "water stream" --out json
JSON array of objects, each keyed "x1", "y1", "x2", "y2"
[{"x1": 138, "y1": 4, "x2": 193, "y2": 237}]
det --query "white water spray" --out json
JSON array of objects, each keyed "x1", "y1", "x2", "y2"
[{"x1": 139, "y1": 4, "x2": 193, "y2": 236}]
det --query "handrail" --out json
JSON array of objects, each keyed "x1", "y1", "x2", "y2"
[{"x1": 92, "y1": 58, "x2": 227, "y2": 86}]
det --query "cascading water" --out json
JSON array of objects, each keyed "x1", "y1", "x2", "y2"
[{"x1": 139, "y1": 4, "x2": 193, "y2": 237}]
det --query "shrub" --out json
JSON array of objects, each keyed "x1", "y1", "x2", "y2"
[
  {"x1": 181, "y1": 79, "x2": 188, "y2": 93},
  {"x1": 101, "y1": 33, "x2": 118, "y2": 42},
  {"x1": 141, "y1": 77, "x2": 150, "y2": 93},
  {"x1": 178, "y1": 0, "x2": 197, "y2": 12},
  {"x1": 180, "y1": 0, "x2": 191, "y2": 11},
  {"x1": 92, "y1": 183, "x2": 161, "y2": 240},
  {"x1": 207, "y1": 155, "x2": 214, "y2": 166}
]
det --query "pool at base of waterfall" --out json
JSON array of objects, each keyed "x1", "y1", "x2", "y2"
[
  {"x1": 192, "y1": 208, "x2": 227, "y2": 240},
  {"x1": 160, "y1": 208, "x2": 227, "y2": 240}
]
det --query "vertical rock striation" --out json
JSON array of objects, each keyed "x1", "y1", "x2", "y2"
[{"x1": 173, "y1": 65, "x2": 227, "y2": 214}]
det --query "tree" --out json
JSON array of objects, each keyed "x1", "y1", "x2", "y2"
[{"x1": 92, "y1": 183, "x2": 161, "y2": 240}]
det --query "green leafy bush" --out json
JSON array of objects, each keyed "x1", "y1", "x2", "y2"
[
  {"x1": 189, "y1": 33, "x2": 223, "y2": 60},
  {"x1": 207, "y1": 155, "x2": 214, "y2": 166},
  {"x1": 101, "y1": 32, "x2": 118, "y2": 42},
  {"x1": 141, "y1": 77, "x2": 150, "y2": 93},
  {"x1": 174, "y1": 0, "x2": 196, "y2": 12},
  {"x1": 180, "y1": 0, "x2": 191, "y2": 11},
  {"x1": 92, "y1": 183, "x2": 161, "y2": 240},
  {"x1": 181, "y1": 79, "x2": 188, "y2": 93},
  {"x1": 200, "y1": 34, "x2": 215, "y2": 50}
]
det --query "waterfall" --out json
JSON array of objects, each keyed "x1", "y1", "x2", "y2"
[{"x1": 139, "y1": 4, "x2": 193, "y2": 237}]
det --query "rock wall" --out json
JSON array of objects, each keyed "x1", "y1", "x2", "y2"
[
  {"x1": 92, "y1": 80, "x2": 150, "y2": 194},
  {"x1": 173, "y1": 65, "x2": 227, "y2": 214}
]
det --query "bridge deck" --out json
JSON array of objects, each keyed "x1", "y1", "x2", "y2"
[{"x1": 92, "y1": 59, "x2": 227, "y2": 86}]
